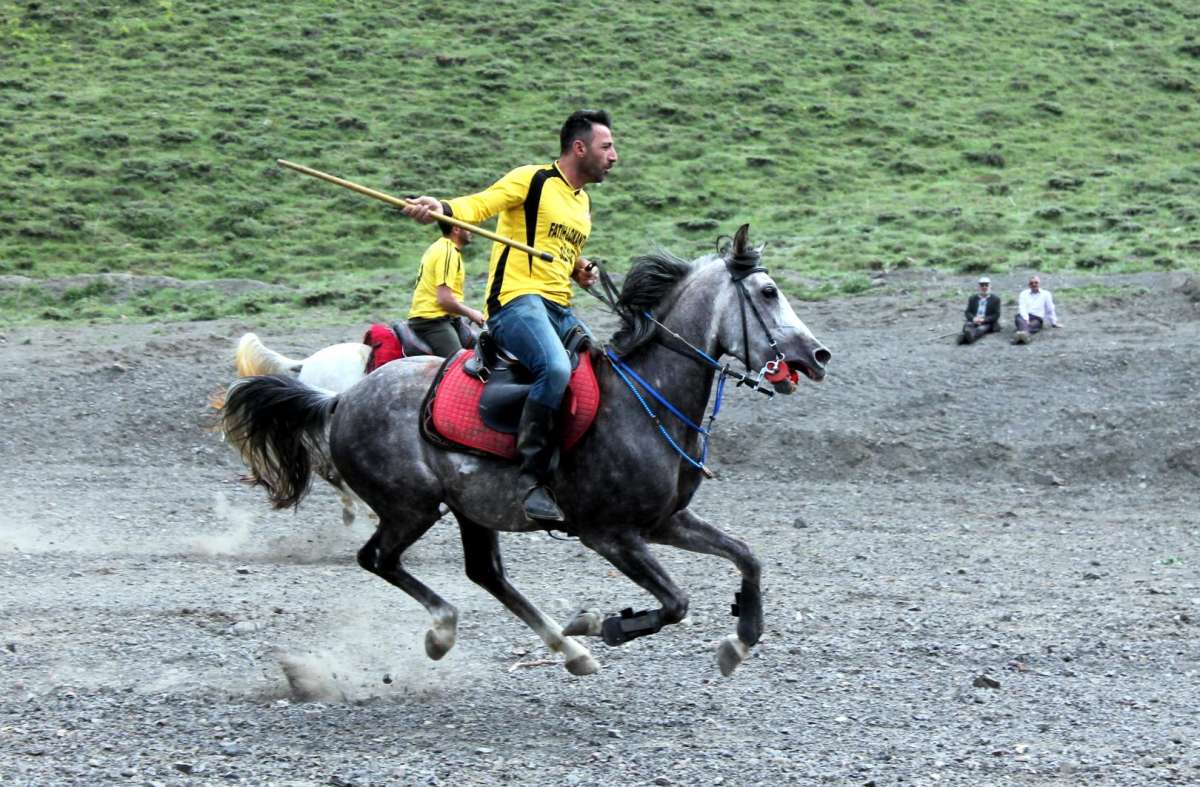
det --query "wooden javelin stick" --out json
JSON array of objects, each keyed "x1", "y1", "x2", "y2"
[{"x1": 276, "y1": 159, "x2": 554, "y2": 261}]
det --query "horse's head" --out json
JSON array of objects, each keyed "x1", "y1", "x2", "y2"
[
  {"x1": 613, "y1": 225, "x2": 830, "y2": 393},
  {"x1": 708, "y1": 224, "x2": 831, "y2": 394}
]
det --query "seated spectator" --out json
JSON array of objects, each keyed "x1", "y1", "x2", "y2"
[
  {"x1": 1013, "y1": 275, "x2": 1062, "y2": 344},
  {"x1": 958, "y1": 276, "x2": 1000, "y2": 345}
]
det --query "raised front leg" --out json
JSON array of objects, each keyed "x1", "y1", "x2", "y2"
[
  {"x1": 647, "y1": 507, "x2": 763, "y2": 676},
  {"x1": 358, "y1": 522, "x2": 458, "y2": 660},
  {"x1": 457, "y1": 516, "x2": 598, "y2": 676},
  {"x1": 575, "y1": 530, "x2": 690, "y2": 647}
]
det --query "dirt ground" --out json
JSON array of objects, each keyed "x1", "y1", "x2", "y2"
[{"x1": 2, "y1": 269, "x2": 1198, "y2": 786}]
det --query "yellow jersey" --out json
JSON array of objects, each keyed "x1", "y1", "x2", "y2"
[
  {"x1": 407, "y1": 236, "x2": 465, "y2": 320},
  {"x1": 445, "y1": 162, "x2": 591, "y2": 315}
]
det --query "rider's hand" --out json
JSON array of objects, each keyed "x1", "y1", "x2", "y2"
[
  {"x1": 572, "y1": 257, "x2": 599, "y2": 287},
  {"x1": 402, "y1": 196, "x2": 442, "y2": 224},
  {"x1": 467, "y1": 308, "x2": 486, "y2": 327}
]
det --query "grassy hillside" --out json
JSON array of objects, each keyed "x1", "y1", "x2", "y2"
[{"x1": 1, "y1": 0, "x2": 1198, "y2": 322}]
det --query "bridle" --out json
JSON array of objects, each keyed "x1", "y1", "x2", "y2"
[
  {"x1": 586, "y1": 243, "x2": 796, "y2": 477},
  {"x1": 719, "y1": 234, "x2": 789, "y2": 387},
  {"x1": 588, "y1": 238, "x2": 791, "y2": 393}
]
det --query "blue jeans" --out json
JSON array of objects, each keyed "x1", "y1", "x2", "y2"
[{"x1": 488, "y1": 294, "x2": 588, "y2": 409}]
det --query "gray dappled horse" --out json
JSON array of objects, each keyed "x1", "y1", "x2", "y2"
[{"x1": 222, "y1": 225, "x2": 831, "y2": 676}]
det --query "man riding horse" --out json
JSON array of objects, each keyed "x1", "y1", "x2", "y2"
[
  {"x1": 403, "y1": 109, "x2": 616, "y2": 524},
  {"x1": 233, "y1": 119, "x2": 833, "y2": 677}
]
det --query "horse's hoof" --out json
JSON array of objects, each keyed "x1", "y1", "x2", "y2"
[
  {"x1": 424, "y1": 627, "x2": 455, "y2": 661},
  {"x1": 563, "y1": 610, "x2": 603, "y2": 637},
  {"x1": 716, "y1": 635, "x2": 751, "y2": 677},
  {"x1": 564, "y1": 653, "x2": 600, "y2": 676}
]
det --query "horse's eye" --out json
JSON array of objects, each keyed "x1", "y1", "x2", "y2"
[{"x1": 762, "y1": 284, "x2": 778, "y2": 299}]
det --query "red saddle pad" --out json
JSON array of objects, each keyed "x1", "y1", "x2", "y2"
[
  {"x1": 425, "y1": 350, "x2": 600, "y2": 460},
  {"x1": 363, "y1": 323, "x2": 404, "y2": 373}
]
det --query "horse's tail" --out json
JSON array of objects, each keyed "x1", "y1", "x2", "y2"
[
  {"x1": 222, "y1": 374, "x2": 336, "y2": 510},
  {"x1": 234, "y1": 333, "x2": 303, "y2": 377}
]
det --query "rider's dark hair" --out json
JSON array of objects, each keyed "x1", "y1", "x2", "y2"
[
  {"x1": 438, "y1": 219, "x2": 453, "y2": 237},
  {"x1": 560, "y1": 109, "x2": 612, "y2": 154}
]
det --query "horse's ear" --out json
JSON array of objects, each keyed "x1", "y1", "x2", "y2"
[
  {"x1": 732, "y1": 224, "x2": 751, "y2": 257},
  {"x1": 723, "y1": 224, "x2": 767, "y2": 275}
]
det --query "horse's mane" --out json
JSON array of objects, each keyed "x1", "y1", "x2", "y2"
[{"x1": 610, "y1": 248, "x2": 694, "y2": 356}]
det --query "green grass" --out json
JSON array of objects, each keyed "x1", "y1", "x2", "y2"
[
  {"x1": 1051, "y1": 282, "x2": 1152, "y2": 309},
  {"x1": 2, "y1": 0, "x2": 1198, "y2": 324}
]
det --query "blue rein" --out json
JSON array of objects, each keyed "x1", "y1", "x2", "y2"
[
  {"x1": 592, "y1": 251, "x2": 783, "y2": 478},
  {"x1": 604, "y1": 346, "x2": 727, "y2": 478}
]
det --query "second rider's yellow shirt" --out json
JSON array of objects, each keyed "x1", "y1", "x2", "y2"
[
  {"x1": 407, "y1": 236, "x2": 465, "y2": 320},
  {"x1": 445, "y1": 162, "x2": 590, "y2": 315}
]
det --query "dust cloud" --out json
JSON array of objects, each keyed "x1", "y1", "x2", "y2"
[
  {"x1": 189, "y1": 492, "x2": 366, "y2": 562},
  {"x1": 189, "y1": 492, "x2": 253, "y2": 556},
  {"x1": 269, "y1": 600, "x2": 484, "y2": 704},
  {"x1": 0, "y1": 516, "x2": 42, "y2": 553}
]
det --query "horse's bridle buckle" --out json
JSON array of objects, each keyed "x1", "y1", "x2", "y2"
[{"x1": 761, "y1": 350, "x2": 785, "y2": 377}]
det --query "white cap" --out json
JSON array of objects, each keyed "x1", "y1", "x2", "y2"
[{"x1": 978, "y1": 276, "x2": 991, "y2": 284}]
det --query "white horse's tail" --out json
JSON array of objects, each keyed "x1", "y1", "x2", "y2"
[{"x1": 235, "y1": 333, "x2": 303, "y2": 377}]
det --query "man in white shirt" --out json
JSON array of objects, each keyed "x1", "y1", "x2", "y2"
[{"x1": 1013, "y1": 275, "x2": 1062, "y2": 344}]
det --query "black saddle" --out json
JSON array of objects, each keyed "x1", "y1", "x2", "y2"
[
  {"x1": 463, "y1": 326, "x2": 589, "y2": 434},
  {"x1": 390, "y1": 318, "x2": 478, "y2": 357}
]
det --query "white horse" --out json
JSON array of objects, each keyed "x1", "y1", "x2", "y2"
[
  {"x1": 232, "y1": 333, "x2": 374, "y2": 526},
  {"x1": 229, "y1": 325, "x2": 474, "y2": 527},
  {"x1": 234, "y1": 333, "x2": 371, "y2": 394}
]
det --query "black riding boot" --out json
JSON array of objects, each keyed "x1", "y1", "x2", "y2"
[{"x1": 516, "y1": 399, "x2": 564, "y2": 522}]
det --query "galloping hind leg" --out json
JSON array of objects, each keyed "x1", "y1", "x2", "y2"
[
  {"x1": 316, "y1": 461, "x2": 359, "y2": 528},
  {"x1": 647, "y1": 507, "x2": 762, "y2": 677},
  {"x1": 457, "y1": 516, "x2": 598, "y2": 676},
  {"x1": 575, "y1": 530, "x2": 689, "y2": 648},
  {"x1": 357, "y1": 517, "x2": 457, "y2": 660},
  {"x1": 338, "y1": 492, "x2": 357, "y2": 528}
]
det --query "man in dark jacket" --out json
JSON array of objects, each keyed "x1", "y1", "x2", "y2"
[{"x1": 958, "y1": 276, "x2": 1001, "y2": 344}]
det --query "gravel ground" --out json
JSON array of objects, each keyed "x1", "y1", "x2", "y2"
[{"x1": 2, "y1": 270, "x2": 1198, "y2": 786}]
